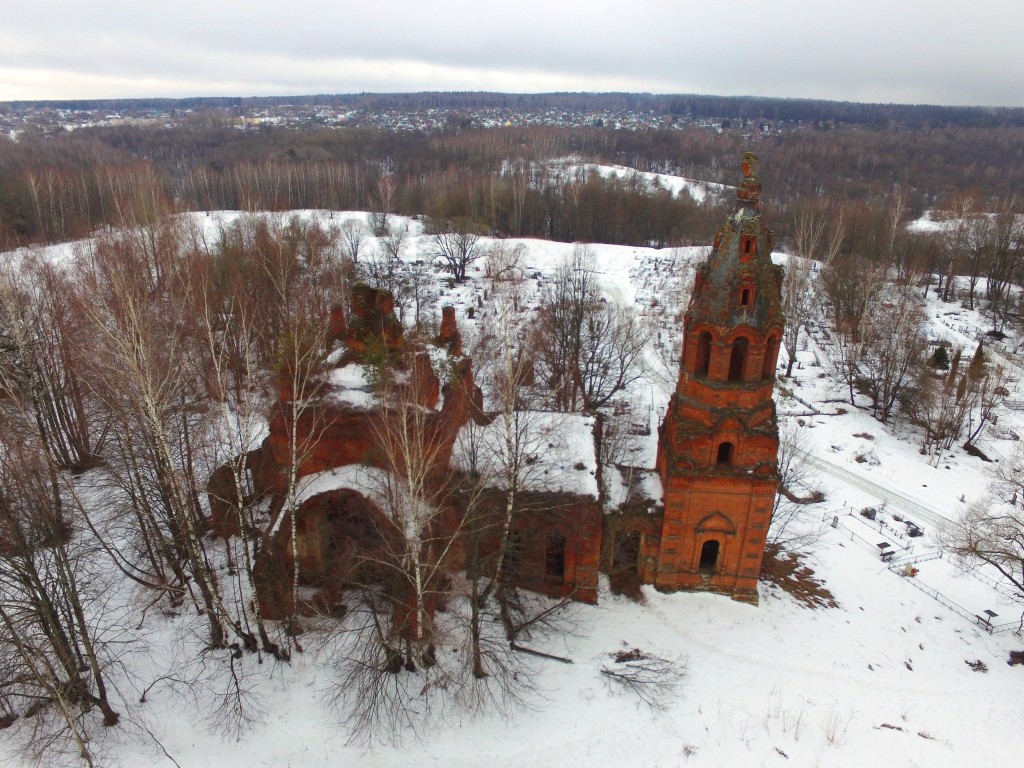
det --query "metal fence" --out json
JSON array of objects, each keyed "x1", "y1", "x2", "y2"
[
  {"x1": 845, "y1": 509, "x2": 913, "y2": 550},
  {"x1": 831, "y1": 512, "x2": 914, "y2": 556},
  {"x1": 947, "y1": 556, "x2": 1024, "y2": 605},
  {"x1": 889, "y1": 550, "x2": 943, "y2": 567},
  {"x1": 886, "y1": 556, "x2": 1021, "y2": 635},
  {"x1": 827, "y1": 513, "x2": 1021, "y2": 635},
  {"x1": 831, "y1": 515, "x2": 893, "y2": 556}
]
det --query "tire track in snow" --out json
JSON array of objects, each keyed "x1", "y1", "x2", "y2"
[{"x1": 800, "y1": 451, "x2": 953, "y2": 527}]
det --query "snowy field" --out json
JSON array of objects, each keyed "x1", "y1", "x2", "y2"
[
  {"x1": 546, "y1": 157, "x2": 732, "y2": 204},
  {"x1": 2, "y1": 200, "x2": 1023, "y2": 766}
]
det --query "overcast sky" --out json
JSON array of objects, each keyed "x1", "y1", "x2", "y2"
[{"x1": 1, "y1": 1, "x2": 1019, "y2": 106}]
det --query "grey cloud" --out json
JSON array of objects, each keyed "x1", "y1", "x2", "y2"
[{"x1": 1, "y1": 0, "x2": 1020, "y2": 105}]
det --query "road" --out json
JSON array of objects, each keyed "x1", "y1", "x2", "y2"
[{"x1": 800, "y1": 450, "x2": 954, "y2": 528}]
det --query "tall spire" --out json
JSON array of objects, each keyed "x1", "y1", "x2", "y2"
[{"x1": 737, "y1": 151, "x2": 761, "y2": 205}]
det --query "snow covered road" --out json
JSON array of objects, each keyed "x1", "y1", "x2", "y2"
[{"x1": 801, "y1": 450, "x2": 954, "y2": 527}]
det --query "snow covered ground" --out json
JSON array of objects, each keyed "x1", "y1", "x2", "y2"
[
  {"x1": 547, "y1": 157, "x2": 732, "y2": 204},
  {"x1": 2, "y1": 201, "x2": 1023, "y2": 766}
]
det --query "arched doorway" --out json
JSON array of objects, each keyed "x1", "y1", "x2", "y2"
[
  {"x1": 319, "y1": 490, "x2": 391, "y2": 588},
  {"x1": 716, "y1": 442, "x2": 734, "y2": 466},
  {"x1": 699, "y1": 540, "x2": 720, "y2": 574}
]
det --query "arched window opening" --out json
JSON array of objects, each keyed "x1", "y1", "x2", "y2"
[
  {"x1": 741, "y1": 238, "x2": 756, "y2": 261},
  {"x1": 695, "y1": 331, "x2": 712, "y2": 376},
  {"x1": 728, "y1": 337, "x2": 749, "y2": 382},
  {"x1": 699, "y1": 540, "x2": 720, "y2": 574},
  {"x1": 740, "y1": 287, "x2": 752, "y2": 306},
  {"x1": 716, "y1": 442, "x2": 734, "y2": 466},
  {"x1": 545, "y1": 532, "x2": 566, "y2": 583},
  {"x1": 763, "y1": 336, "x2": 778, "y2": 379}
]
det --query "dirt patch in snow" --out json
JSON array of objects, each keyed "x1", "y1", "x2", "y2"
[{"x1": 761, "y1": 544, "x2": 838, "y2": 609}]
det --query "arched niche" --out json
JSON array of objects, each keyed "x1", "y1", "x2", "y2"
[{"x1": 728, "y1": 336, "x2": 749, "y2": 382}]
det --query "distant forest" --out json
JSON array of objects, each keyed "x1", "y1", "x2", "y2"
[
  {"x1": 1, "y1": 92, "x2": 1023, "y2": 256},
  {"x1": 6, "y1": 91, "x2": 1024, "y2": 129}
]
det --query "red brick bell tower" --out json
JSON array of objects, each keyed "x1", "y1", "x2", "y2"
[{"x1": 654, "y1": 152, "x2": 784, "y2": 604}]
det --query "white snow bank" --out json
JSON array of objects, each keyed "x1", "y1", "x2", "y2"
[{"x1": 453, "y1": 412, "x2": 599, "y2": 498}]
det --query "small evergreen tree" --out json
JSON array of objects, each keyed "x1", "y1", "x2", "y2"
[{"x1": 930, "y1": 344, "x2": 951, "y2": 370}]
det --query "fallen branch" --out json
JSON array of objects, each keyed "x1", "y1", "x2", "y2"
[
  {"x1": 509, "y1": 642, "x2": 573, "y2": 664},
  {"x1": 600, "y1": 647, "x2": 686, "y2": 709}
]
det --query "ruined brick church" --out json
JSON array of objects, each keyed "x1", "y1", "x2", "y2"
[{"x1": 233, "y1": 153, "x2": 782, "y2": 618}]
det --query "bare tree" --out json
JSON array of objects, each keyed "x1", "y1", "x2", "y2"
[
  {"x1": 790, "y1": 198, "x2": 845, "y2": 269},
  {"x1": 369, "y1": 174, "x2": 397, "y2": 237},
  {"x1": 936, "y1": 193, "x2": 976, "y2": 302},
  {"x1": 431, "y1": 220, "x2": 485, "y2": 282},
  {"x1": 907, "y1": 347, "x2": 973, "y2": 460},
  {"x1": 484, "y1": 241, "x2": 526, "y2": 282},
  {"x1": 253, "y1": 220, "x2": 339, "y2": 642},
  {"x1": 403, "y1": 260, "x2": 438, "y2": 333},
  {"x1": 983, "y1": 199, "x2": 1024, "y2": 332},
  {"x1": 784, "y1": 199, "x2": 843, "y2": 379},
  {"x1": 316, "y1": 352, "x2": 473, "y2": 745},
  {"x1": 459, "y1": 285, "x2": 582, "y2": 670},
  {"x1": 533, "y1": 246, "x2": 650, "y2": 412},
  {"x1": 76, "y1": 220, "x2": 281, "y2": 655},
  {"x1": 378, "y1": 221, "x2": 408, "y2": 262},
  {"x1": 820, "y1": 255, "x2": 887, "y2": 404},
  {"x1": 360, "y1": 224, "x2": 413, "y2": 323},
  {"x1": 939, "y1": 488, "x2": 1024, "y2": 618},
  {"x1": 0, "y1": 429, "x2": 122, "y2": 768},
  {"x1": 884, "y1": 185, "x2": 910, "y2": 279},
  {"x1": 339, "y1": 218, "x2": 368, "y2": 264},
  {"x1": 858, "y1": 285, "x2": 927, "y2": 423},
  {"x1": 0, "y1": 257, "x2": 106, "y2": 471},
  {"x1": 77, "y1": 227, "x2": 230, "y2": 645},
  {"x1": 185, "y1": 239, "x2": 286, "y2": 659},
  {"x1": 575, "y1": 301, "x2": 652, "y2": 413},
  {"x1": 466, "y1": 286, "x2": 547, "y2": 630},
  {"x1": 963, "y1": 213, "x2": 991, "y2": 310},
  {"x1": 780, "y1": 255, "x2": 815, "y2": 378},
  {"x1": 961, "y1": 342, "x2": 1008, "y2": 450},
  {"x1": 769, "y1": 422, "x2": 825, "y2": 549}
]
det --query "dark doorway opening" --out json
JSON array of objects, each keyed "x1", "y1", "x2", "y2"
[
  {"x1": 699, "y1": 540, "x2": 720, "y2": 574},
  {"x1": 316, "y1": 491, "x2": 393, "y2": 616},
  {"x1": 716, "y1": 442, "x2": 734, "y2": 466},
  {"x1": 545, "y1": 532, "x2": 566, "y2": 583},
  {"x1": 610, "y1": 531, "x2": 643, "y2": 600}
]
